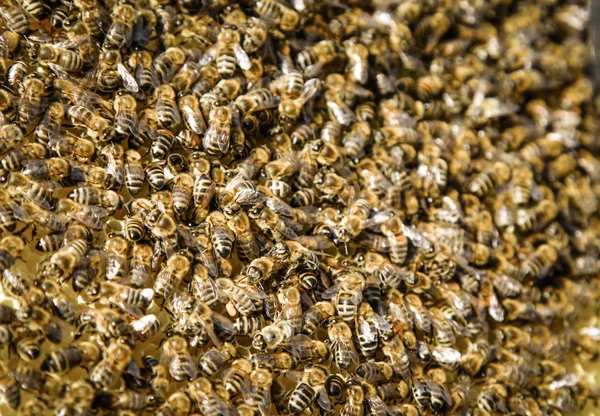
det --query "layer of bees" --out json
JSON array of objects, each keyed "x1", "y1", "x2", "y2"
[{"x1": 0, "y1": 0, "x2": 600, "y2": 414}]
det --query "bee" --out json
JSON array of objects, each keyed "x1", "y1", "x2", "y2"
[
  {"x1": 66, "y1": 105, "x2": 111, "y2": 141},
  {"x1": 0, "y1": 236, "x2": 24, "y2": 273},
  {"x1": 155, "y1": 84, "x2": 181, "y2": 128},
  {"x1": 154, "y1": 250, "x2": 192, "y2": 300},
  {"x1": 55, "y1": 198, "x2": 108, "y2": 230},
  {"x1": 7, "y1": 171, "x2": 54, "y2": 210},
  {"x1": 248, "y1": 203, "x2": 299, "y2": 241},
  {"x1": 284, "y1": 335, "x2": 329, "y2": 363},
  {"x1": 39, "y1": 237, "x2": 87, "y2": 281},
  {"x1": 90, "y1": 342, "x2": 132, "y2": 388},
  {"x1": 178, "y1": 94, "x2": 207, "y2": 137},
  {"x1": 197, "y1": 343, "x2": 237, "y2": 377},
  {"x1": 156, "y1": 391, "x2": 192, "y2": 416},
  {"x1": 251, "y1": 352, "x2": 297, "y2": 373},
  {"x1": 129, "y1": 314, "x2": 161, "y2": 342},
  {"x1": 326, "y1": 316, "x2": 359, "y2": 371},
  {"x1": 278, "y1": 78, "x2": 320, "y2": 125},
  {"x1": 41, "y1": 341, "x2": 102, "y2": 373},
  {"x1": 161, "y1": 335, "x2": 196, "y2": 382},
  {"x1": 255, "y1": 0, "x2": 299, "y2": 32},
  {"x1": 297, "y1": 42, "x2": 337, "y2": 75},
  {"x1": 322, "y1": 272, "x2": 364, "y2": 322},
  {"x1": 87, "y1": 281, "x2": 153, "y2": 318},
  {"x1": 33, "y1": 43, "x2": 83, "y2": 73},
  {"x1": 122, "y1": 150, "x2": 145, "y2": 196},
  {"x1": 233, "y1": 315, "x2": 263, "y2": 336},
  {"x1": 48, "y1": 133, "x2": 96, "y2": 162},
  {"x1": 96, "y1": 48, "x2": 138, "y2": 93},
  {"x1": 32, "y1": 101, "x2": 64, "y2": 144},
  {"x1": 200, "y1": 24, "x2": 250, "y2": 79},
  {"x1": 222, "y1": 358, "x2": 252, "y2": 397},
  {"x1": 216, "y1": 277, "x2": 266, "y2": 315},
  {"x1": 0, "y1": 361, "x2": 19, "y2": 409},
  {"x1": 150, "y1": 129, "x2": 175, "y2": 160},
  {"x1": 37, "y1": 279, "x2": 76, "y2": 322},
  {"x1": 204, "y1": 100, "x2": 237, "y2": 155},
  {"x1": 520, "y1": 244, "x2": 558, "y2": 282},
  {"x1": 288, "y1": 365, "x2": 331, "y2": 414},
  {"x1": 0, "y1": 140, "x2": 44, "y2": 173},
  {"x1": 104, "y1": 3, "x2": 135, "y2": 48},
  {"x1": 356, "y1": 302, "x2": 392, "y2": 358},
  {"x1": 145, "y1": 162, "x2": 166, "y2": 190},
  {"x1": 207, "y1": 211, "x2": 236, "y2": 259},
  {"x1": 187, "y1": 377, "x2": 238, "y2": 416},
  {"x1": 302, "y1": 301, "x2": 335, "y2": 335},
  {"x1": 253, "y1": 318, "x2": 295, "y2": 350},
  {"x1": 227, "y1": 210, "x2": 258, "y2": 262},
  {"x1": 68, "y1": 186, "x2": 121, "y2": 213},
  {"x1": 153, "y1": 47, "x2": 186, "y2": 84}
]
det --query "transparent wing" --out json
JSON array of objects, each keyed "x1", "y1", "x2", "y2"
[
  {"x1": 234, "y1": 44, "x2": 251, "y2": 70},
  {"x1": 299, "y1": 78, "x2": 320, "y2": 104}
]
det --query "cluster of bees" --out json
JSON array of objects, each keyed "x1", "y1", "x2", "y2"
[{"x1": 0, "y1": 0, "x2": 599, "y2": 414}]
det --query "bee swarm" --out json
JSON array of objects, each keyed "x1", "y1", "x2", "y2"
[{"x1": 0, "y1": 0, "x2": 599, "y2": 414}]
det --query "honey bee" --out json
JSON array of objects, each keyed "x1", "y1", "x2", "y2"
[
  {"x1": 153, "y1": 47, "x2": 186, "y2": 84},
  {"x1": 154, "y1": 250, "x2": 192, "y2": 299},
  {"x1": 204, "y1": 100, "x2": 238, "y2": 155},
  {"x1": 90, "y1": 342, "x2": 132, "y2": 388},
  {"x1": 7, "y1": 171, "x2": 55, "y2": 210},
  {"x1": 66, "y1": 105, "x2": 111, "y2": 141},
  {"x1": 288, "y1": 365, "x2": 331, "y2": 414},
  {"x1": 55, "y1": 198, "x2": 108, "y2": 230},
  {"x1": 96, "y1": 49, "x2": 139, "y2": 93},
  {"x1": 145, "y1": 162, "x2": 166, "y2": 190},
  {"x1": 178, "y1": 94, "x2": 207, "y2": 137},
  {"x1": 199, "y1": 24, "x2": 250, "y2": 79},
  {"x1": 129, "y1": 314, "x2": 161, "y2": 342},
  {"x1": 356, "y1": 302, "x2": 392, "y2": 359},
  {"x1": 105, "y1": 3, "x2": 135, "y2": 48},
  {"x1": 227, "y1": 210, "x2": 258, "y2": 262},
  {"x1": 35, "y1": 102, "x2": 65, "y2": 145},
  {"x1": 0, "y1": 236, "x2": 24, "y2": 273},
  {"x1": 356, "y1": 360, "x2": 394, "y2": 385},
  {"x1": 520, "y1": 244, "x2": 558, "y2": 282},
  {"x1": 41, "y1": 341, "x2": 101, "y2": 373},
  {"x1": 222, "y1": 358, "x2": 252, "y2": 397},
  {"x1": 87, "y1": 281, "x2": 154, "y2": 318},
  {"x1": 0, "y1": 361, "x2": 19, "y2": 409},
  {"x1": 171, "y1": 173, "x2": 194, "y2": 215},
  {"x1": 296, "y1": 40, "x2": 336, "y2": 76},
  {"x1": 161, "y1": 335, "x2": 197, "y2": 382},
  {"x1": 127, "y1": 50, "x2": 159, "y2": 92},
  {"x1": 68, "y1": 186, "x2": 121, "y2": 213},
  {"x1": 269, "y1": 338, "x2": 319, "y2": 369},
  {"x1": 207, "y1": 210, "x2": 236, "y2": 259},
  {"x1": 325, "y1": 316, "x2": 359, "y2": 371},
  {"x1": 32, "y1": 43, "x2": 83, "y2": 73},
  {"x1": 187, "y1": 377, "x2": 238, "y2": 415},
  {"x1": 216, "y1": 277, "x2": 266, "y2": 315},
  {"x1": 255, "y1": 0, "x2": 299, "y2": 32}
]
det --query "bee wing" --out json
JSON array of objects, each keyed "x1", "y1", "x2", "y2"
[
  {"x1": 238, "y1": 283, "x2": 267, "y2": 300},
  {"x1": 361, "y1": 211, "x2": 393, "y2": 229},
  {"x1": 402, "y1": 224, "x2": 432, "y2": 250},
  {"x1": 284, "y1": 370, "x2": 303, "y2": 382},
  {"x1": 487, "y1": 289, "x2": 505, "y2": 323},
  {"x1": 293, "y1": 235, "x2": 334, "y2": 251},
  {"x1": 299, "y1": 78, "x2": 320, "y2": 104},
  {"x1": 213, "y1": 311, "x2": 236, "y2": 336},
  {"x1": 45, "y1": 62, "x2": 71, "y2": 81},
  {"x1": 204, "y1": 124, "x2": 230, "y2": 153},
  {"x1": 235, "y1": 188, "x2": 267, "y2": 206},
  {"x1": 199, "y1": 45, "x2": 218, "y2": 65},
  {"x1": 350, "y1": 286, "x2": 363, "y2": 305},
  {"x1": 365, "y1": 392, "x2": 390, "y2": 415},
  {"x1": 326, "y1": 98, "x2": 356, "y2": 126},
  {"x1": 73, "y1": 206, "x2": 109, "y2": 230},
  {"x1": 104, "y1": 150, "x2": 124, "y2": 184},
  {"x1": 233, "y1": 44, "x2": 251, "y2": 70},
  {"x1": 358, "y1": 317, "x2": 378, "y2": 344},
  {"x1": 266, "y1": 197, "x2": 294, "y2": 217},
  {"x1": 316, "y1": 386, "x2": 332, "y2": 411},
  {"x1": 131, "y1": 314, "x2": 159, "y2": 334},
  {"x1": 371, "y1": 313, "x2": 392, "y2": 330},
  {"x1": 431, "y1": 346, "x2": 461, "y2": 365},
  {"x1": 181, "y1": 106, "x2": 207, "y2": 135},
  {"x1": 321, "y1": 285, "x2": 339, "y2": 300},
  {"x1": 113, "y1": 298, "x2": 144, "y2": 318}
]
